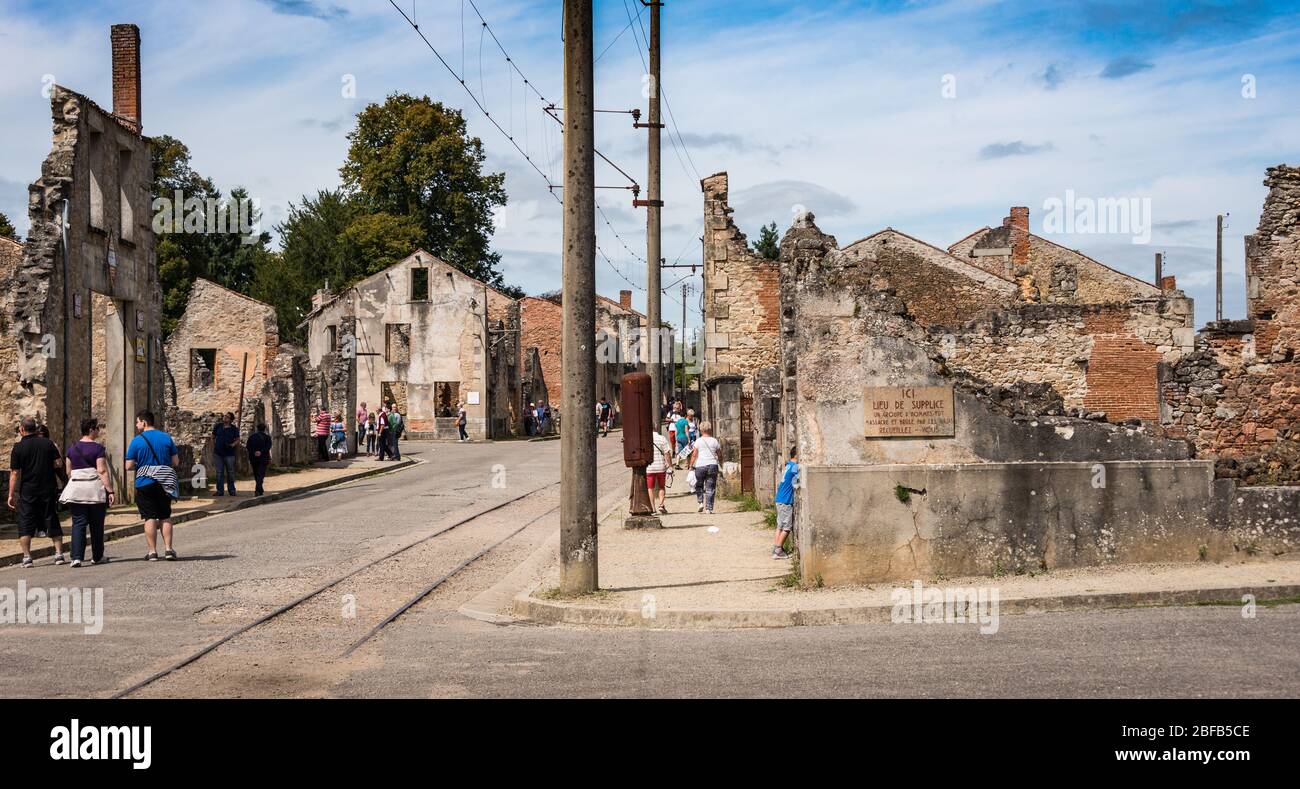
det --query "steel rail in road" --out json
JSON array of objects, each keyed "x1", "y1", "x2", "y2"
[{"x1": 112, "y1": 457, "x2": 626, "y2": 698}]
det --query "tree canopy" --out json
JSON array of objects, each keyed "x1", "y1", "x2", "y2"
[
  {"x1": 0, "y1": 211, "x2": 19, "y2": 242},
  {"x1": 750, "y1": 221, "x2": 780, "y2": 260}
]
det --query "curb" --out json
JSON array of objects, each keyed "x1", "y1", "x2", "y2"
[
  {"x1": 513, "y1": 582, "x2": 1300, "y2": 630},
  {"x1": 458, "y1": 469, "x2": 631, "y2": 624},
  {"x1": 0, "y1": 458, "x2": 418, "y2": 569}
]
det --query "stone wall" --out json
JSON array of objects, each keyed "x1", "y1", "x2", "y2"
[
  {"x1": 4, "y1": 83, "x2": 164, "y2": 502},
  {"x1": 164, "y1": 279, "x2": 278, "y2": 417},
  {"x1": 701, "y1": 173, "x2": 780, "y2": 392},
  {"x1": 520, "y1": 296, "x2": 563, "y2": 405},
  {"x1": 1161, "y1": 166, "x2": 1300, "y2": 483}
]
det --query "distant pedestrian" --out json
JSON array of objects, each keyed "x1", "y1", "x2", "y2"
[
  {"x1": 456, "y1": 402, "x2": 468, "y2": 442},
  {"x1": 60, "y1": 418, "x2": 114, "y2": 566},
  {"x1": 525, "y1": 402, "x2": 536, "y2": 436},
  {"x1": 646, "y1": 428, "x2": 672, "y2": 515},
  {"x1": 376, "y1": 405, "x2": 391, "y2": 461},
  {"x1": 313, "y1": 406, "x2": 330, "y2": 462},
  {"x1": 330, "y1": 411, "x2": 347, "y2": 460},
  {"x1": 536, "y1": 402, "x2": 548, "y2": 435},
  {"x1": 364, "y1": 412, "x2": 377, "y2": 455},
  {"x1": 387, "y1": 404, "x2": 404, "y2": 460},
  {"x1": 246, "y1": 422, "x2": 272, "y2": 496},
  {"x1": 212, "y1": 411, "x2": 240, "y2": 496},
  {"x1": 8, "y1": 417, "x2": 64, "y2": 567},
  {"x1": 125, "y1": 410, "x2": 180, "y2": 561},
  {"x1": 598, "y1": 396, "x2": 612, "y2": 437},
  {"x1": 356, "y1": 401, "x2": 368, "y2": 452},
  {"x1": 688, "y1": 421, "x2": 723, "y2": 515},
  {"x1": 772, "y1": 447, "x2": 799, "y2": 559},
  {"x1": 673, "y1": 408, "x2": 691, "y2": 469}
]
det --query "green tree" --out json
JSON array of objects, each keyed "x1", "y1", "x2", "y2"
[
  {"x1": 0, "y1": 211, "x2": 19, "y2": 242},
  {"x1": 340, "y1": 93, "x2": 507, "y2": 286},
  {"x1": 750, "y1": 221, "x2": 780, "y2": 260},
  {"x1": 150, "y1": 134, "x2": 271, "y2": 334}
]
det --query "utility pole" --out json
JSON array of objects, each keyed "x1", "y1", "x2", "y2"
[
  {"x1": 1216, "y1": 214, "x2": 1224, "y2": 322},
  {"x1": 679, "y1": 282, "x2": 690, "y2": 399},
  {"x1": 644, "y1": 0, "x2": 663, "y2": 423},
  {"x1": 560, "y1": 0, "x2": 597, "y2": 594}
]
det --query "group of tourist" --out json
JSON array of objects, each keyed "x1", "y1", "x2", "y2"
[
  {"x1": 351, "y1": 401, "x2": 407, "y2": 460},
  {"x1": 8, "y1": 410, "x2": 184, "y2": 568},
  {"x1": 647, "y1": 398, "x2": 801, "y2": 559},
  {"x1": 522, "y1": 401, "x2": 555, "y2": 437}
]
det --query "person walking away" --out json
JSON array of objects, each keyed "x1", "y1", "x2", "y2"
[
  {"x1": 667, "y1": 401, "x2": 684, "y2": 460},
  {"x1": 387, "y1": 404, "x2": 404, "y2": 460},
  {"x1": 647, "y1": 428, "x2": 672, "y2": 514},
  {"x1": 60, "y1": 418, "x2": 114, "y2": 566},
  {"x1": 247, "y1": 423, "x2": 272, "y2": 497},
  {"x1": 8, "y1": 417, "x2": 64, "y2": 567},
  {"x1": 456, "y1": 402, "x2": 468, "y2": 442},
  {"x1": 688, "y1": 421, "x2": 724, "y2": 515},
  {"x1": 598, "y1": 397, "x2": 612, "y2": 437},
  {"x1": 212, "y1": 411, "x2": 240, "y2": 496},
  {"x1": 773, "y1": 447, "x2": 800, "y2": 559},
  {"x1": 314, "y1": 406, "x2": 330, "y2": 461},
  {"x1": 125, "y1": 410, "x2": 180, "y2": 561},
  {"x1": 376, "y1": 406, "x2": 391, "y2": 461},
  {"x1": 356, "y1": 401, "x2": 368, "y2": 453},
  {"x1": 673, "y1": 409, "x2": 691, "y2": 469}
]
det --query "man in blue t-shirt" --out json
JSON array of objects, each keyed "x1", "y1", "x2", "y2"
[
  {"x1": 125, "y1": 410, "x2": 180, "y2": 562},
  {"x1": 772, "y1": 447, "x2": 799, "y2": 559},
  {"x1": 212, "y1": 412, "x2": 240, "y2": 497}
]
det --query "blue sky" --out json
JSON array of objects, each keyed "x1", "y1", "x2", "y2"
[{"x1": 2, "y1": 0, "x2": 1299, "y2": 329}]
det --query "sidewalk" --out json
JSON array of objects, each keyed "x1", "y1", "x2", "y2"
[
  {"x1": 516, "y1": 471, "x2": 1300, "y2": 628},
  {"x1": 0, "y1": 456, "x2": 416, "y2": 567}
]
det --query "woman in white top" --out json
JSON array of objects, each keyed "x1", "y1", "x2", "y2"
[{"x1": 688, "y1": 421, "x2": 724, "y2": 514}]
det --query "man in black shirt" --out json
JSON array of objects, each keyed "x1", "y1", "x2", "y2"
[
  {"x1": 246, "y1": 423, "x2": 273, "y2": 496},
  {"x1": 8, "y1": 417, "x2": 64, "y2": 567}
]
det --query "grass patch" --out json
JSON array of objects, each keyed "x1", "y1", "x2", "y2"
[
  {"x1": 762, "y1": 508, "x2": 778, "y2": 529},
  {"x1": 894, "y1": 484, "x2": 911, "y2": 503},
  {"x1": 535, "y1": 586, "x2": 614, "y2": 601},
  {"x1": 725, "y1": 492, "x2": 764, "y2": 512},
  {"x1": 1193, "y1": 594, "x2": 1300, "y2": 608}
]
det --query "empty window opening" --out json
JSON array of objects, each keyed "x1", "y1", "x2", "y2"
[
  {"x1": 191, "y1": 348, "x2": 217, "y2": 389},
  {"x1": 386, "y1": 323, "x2": 411, "y2": 364},
  {"x1": 433, "y1": 382, "x2": 460, "y2": 417},
  {"x1": 411, "y1": 268, "x2": 430, "y2": 301}
]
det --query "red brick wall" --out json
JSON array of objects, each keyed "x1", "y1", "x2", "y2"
[
  {"x1": 1082, "y1": 307, "x2": 1160, "y2": 421},
  {"x1": 520, "y1": 297, "x2": 563, "y2": 405}
]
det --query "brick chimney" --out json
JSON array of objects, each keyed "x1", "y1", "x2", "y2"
[
  {"x1": 111, "y1": 24, "x2": 141, "y2": 132},
  {"x1": 1007, "y1": 206, "x2": 1030, "y2": 268},
  {"x1": 619, "y1": 289, "x2": 632, "y2": 311}
]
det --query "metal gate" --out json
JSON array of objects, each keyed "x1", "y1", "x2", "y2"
[{"x1": 740, "y1": 394, "x2": 754, "y2": 494}]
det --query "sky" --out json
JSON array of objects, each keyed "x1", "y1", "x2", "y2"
[{"x1": 2, "y1": 0, "x2": 1299, "y2": 331}]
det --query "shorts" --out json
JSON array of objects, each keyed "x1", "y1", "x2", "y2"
[
  {"x1": 135, "y1": 482, "x2": 173, "y2": 521},
  {"x1": 17, "y1": 495, "x2": 60, "y2": 538},
  {"x1": 776, "y1": 502, "x2": 794, "y2": 532},
  {"x1": 646, "y1": 471, "x2": 666, "y2": 490}
]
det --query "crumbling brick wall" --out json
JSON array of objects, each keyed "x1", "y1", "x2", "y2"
[
  {"x1": 521, "y1": 296, "x2": 564, "y2": 405},
  {"x1": 1161, "y1": 166, "x2": 1300, "y2": 484},
  {"x1": 701, "y1": 173, "x2": 780, "y2": 392}
]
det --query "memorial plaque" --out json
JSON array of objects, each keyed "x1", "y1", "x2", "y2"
[{"x1": 864, "y1": 385, "x2": 955, "y2": 437}]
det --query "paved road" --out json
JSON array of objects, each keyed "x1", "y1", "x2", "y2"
[{"x1": 2, "y1": 438, "x2": 1297, "y2": 698}]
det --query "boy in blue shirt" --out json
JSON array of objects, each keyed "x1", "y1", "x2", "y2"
[{"x1": 773, "y1": 447, "x2": 799, "y2": 559}]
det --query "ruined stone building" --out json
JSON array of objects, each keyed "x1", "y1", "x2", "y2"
[
  {"x1": 519, "y1": 289, "x2": 664, "y2": 429},
  {"x1": 700, "y1": 167, "x2": 1299, "y2": 585},
  {"x1": 303, "y1": 249, "x2": 518, "y2": 441},
  {"x1": 1, "y1": 24, "x2": 164, "y2": 502}
]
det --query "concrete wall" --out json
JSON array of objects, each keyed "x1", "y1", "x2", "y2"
[{"x1": 800, "y1": 460, "x2": 1297, "y2": 585}]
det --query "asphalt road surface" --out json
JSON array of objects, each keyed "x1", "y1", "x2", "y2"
[{"x1": 2, "y1": 439, "x2": 1296, "y2": 699}]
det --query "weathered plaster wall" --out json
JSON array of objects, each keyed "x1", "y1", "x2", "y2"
[{"x1": 164, "y1": 279, "x2": 277, "y2": 416}]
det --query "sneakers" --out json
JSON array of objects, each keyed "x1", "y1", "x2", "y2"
[
  {"x1": 772, "y1": 548, "x2": 790, "y2": 559},
  {"x1": 91, "y1": 557, "x2": 107, "y2": 565},
  {"x1": 697, "y1": 504, "x2": 705, "y2": 513},
  {"x1": 69, "y1": 559, "x2": 82, "y2": 568},
  {"x1": 21, "y1": 555, "x2": 33, "y2": 568},
  {"x1": 146, "y1": 552, "x2": 158, "y2": 562},
  {"x1": 53, "y1": 554, "x2": 65, "y2": 565},
  {"x1": 164, "y1": 549, "x2": 177, "y2": 561},
  {"x1": 658, "y1": 506, "x2": 668, "y2": 514}
]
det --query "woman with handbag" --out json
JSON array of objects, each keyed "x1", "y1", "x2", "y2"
[{"x1": 60, "y1": 418, "x2": 115, "y2": 567}]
